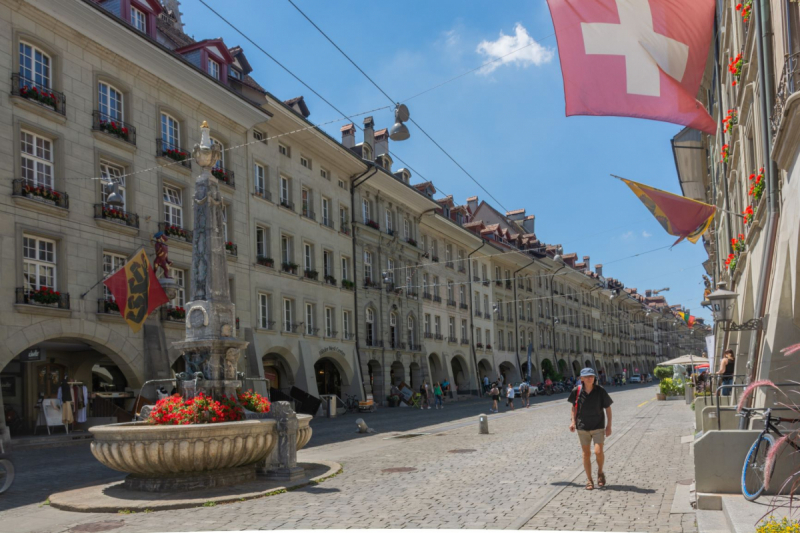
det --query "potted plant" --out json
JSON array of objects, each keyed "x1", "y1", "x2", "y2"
[
  {"x1": 653, "y1": 367, "x2": 672, "y2": 400},
  {"x1": 387, "y1": 394, "x2": 400, "y2": 407}
]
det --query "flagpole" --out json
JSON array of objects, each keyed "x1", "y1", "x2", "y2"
[{"x1": 610, "y1": 174, "x2": 745, "y2": 218}]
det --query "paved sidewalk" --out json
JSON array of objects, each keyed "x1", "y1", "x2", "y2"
[{"x1": 1, "y1": 384, "x2": 695, "y2": 532}]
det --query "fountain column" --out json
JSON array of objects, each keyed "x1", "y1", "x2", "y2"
[{"x1": 173, "y1": 121, "x2": 247, "y2": 401}]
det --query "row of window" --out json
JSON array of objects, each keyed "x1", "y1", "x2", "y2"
[{"x1": 256, "y1": 294, "x2": 353, "y2": 339}]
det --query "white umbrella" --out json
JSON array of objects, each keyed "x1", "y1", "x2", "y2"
[{"x1": 657, "y1": 355, "x2": 707, "y2": 366}]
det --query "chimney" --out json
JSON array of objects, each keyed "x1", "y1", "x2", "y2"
[
  {"x1": 363, "y1": 116, "x2": 374, "y2": 159},
  {"x1": 505, "y1": 208, "x2": 526, "y2": 221},
  {"x1": 341, "y1": 123, "x2": 355, "y2": 149},
  {"x1": 467, "y1": 196, "x2": 479, "y2": 213},
  {"x1": 374, "y1": 128, "x2": 389, "y2": 159},
  {"x1": 646, "y1": 290, "x2": 652, "y2": 298},
  {"x1": 522, "y1": 215, "x2": 535, "y2": 234},
  {"x1": 595, "y1": 264, "x2": 603, "y2": 277},
  {"x1": 582, "y1": 255, "x2": 590, "y2": 271}
]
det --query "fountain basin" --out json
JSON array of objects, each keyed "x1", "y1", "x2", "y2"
[
  {"x1": 91, "y1": 419, "x2": 277, "y2": 492},
  {"x1": 297, "y1": 414, "x2": 313, "y2": 450}
]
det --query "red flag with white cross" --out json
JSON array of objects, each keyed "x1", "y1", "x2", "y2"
[{"x1": 547, "y1": 0, "x2": 717, "y2": 134}]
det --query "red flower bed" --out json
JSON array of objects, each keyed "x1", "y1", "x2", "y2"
[
  {"x1": 238, "y1": 390, "x2": 271, "y2": 414},
  {"x1": 149, "y1": 393, "x2": 243, "y2": 425}
]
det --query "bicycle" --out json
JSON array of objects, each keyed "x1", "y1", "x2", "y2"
[
  {"x1": 0, "y1": 440, "x2": 14, "y2": 495},
  {"x1": 741, "y1": 407, "x2": 800, "y2": 501},
  {"x1": 344, "y1": 394, "x2": 360, "y2": 414}
]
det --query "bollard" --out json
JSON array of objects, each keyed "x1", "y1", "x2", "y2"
[
  {"x1": 479, "y1": 414, "x2": 489, "y2": 434},
  {"x1": 355, "y1": 418, "x2": 376, "y2": 434},
  {"x1": 258, "y1": 401, "x2": 305, "y2": 480}
]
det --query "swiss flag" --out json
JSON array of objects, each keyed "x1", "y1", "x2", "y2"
[{"x1": 547, "y1": 0, "x2": 717, "y2": 134}]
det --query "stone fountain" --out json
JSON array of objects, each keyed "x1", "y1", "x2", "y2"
[{"x1": 89, "y1": 122, "x2": 312, "y2": 493}]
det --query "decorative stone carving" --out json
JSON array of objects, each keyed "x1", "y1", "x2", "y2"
[{"x1": 258, "y1": 402, "x2": 305, "y2": 480}]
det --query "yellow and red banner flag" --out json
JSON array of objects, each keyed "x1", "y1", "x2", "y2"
[
  {"x1": 678, "y1": 311, "x2": 696, "y2": 328},
  {"x1": 103, "y1": 248, "x2": 169, "y2": 333},
  {"x1": 619, "y1": 177, "x2": 715, "y2": 246}
]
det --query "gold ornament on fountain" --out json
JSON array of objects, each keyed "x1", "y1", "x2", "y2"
[{"x1": 192, "y1": 120, "x2": 221, "y2": 169}]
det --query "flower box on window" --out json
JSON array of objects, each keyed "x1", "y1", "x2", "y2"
[
  {"x1": 212, "y1": 167, "x2": 235, "y2": 187},
  {"x1": 19, "y1": 85, "x2": 57, "y2": 109},
  {"x1": 21, "y1": 183, "x2": 62, "y2": 205},
  {"x1": 225, "y1": 242, "x2": 237, "y2": 256},
  {"x1": 165, "y1": 225, "x2": 190, "y2": 241},
  {"x1": 324, "y1": 275, "x2": 337, "y2": 285},
  {"x1": 257, "y1": 256, "x2": 274, "y2": 268},
  {"x1": 28, "y1": 287, "x2": 61, "y2": 305},
  {"x1": 166, "y1": 307, "x2": 186, "y2": 321},
  {"x1": 281, "y1": 262, "x2": 298, "y2": 274},
  {"x1": 99, "y1": 120, "x2": 130, "y2": 141},
  {"x1": 406, "y1": 238, "x2": 417, "y2": 247},
  {"x1": 341, "y1": 280, "x2": 355, "y2": 290},
  {"x1": 366, "y1": 220, "x2": 380, "y2": 230},
  {"x1": 304, "y1": 269, "x2": 319, "y2": 280}
]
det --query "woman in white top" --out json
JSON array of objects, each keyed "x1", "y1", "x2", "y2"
[{"x1": 506, "y1": 383, "x2": 515, "y2": 410}]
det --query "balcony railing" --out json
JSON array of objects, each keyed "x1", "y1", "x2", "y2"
[
  {"x1": 460, "y1": 338, "x2": 469, "y2": 345},
  {"x1": 94, "y1": 204, "x2": 139, "y2": 228},
  {"x1": 343, "y1": 332, "x2": 355, "y2": 341},
  {"x1": 279, "y1": 199, "x2": 294, "y2": 211},
  {"x1": 424, "y1": 332, "x2": 433, "y2": 339},
  {"x1": 92, "y1": 111, "x2": 136, "y2": 145},
  {"x1": 447, "y1": 336, "x2": 457, "y2": 343},
  {"x1": 365, "y1": 219, "x2": 380, "y2": 230},
  {"x1": 11, "y1": 73, "x2": 66, "y2": 115},
  {"x1": 281, "y1": 263, "x2": 299, "y2": 275},
  {"x1": 340, "y1": 225, "x2": 351, "y2": 236},
  {"x1": 322, "y1": 218, "x2": 334, "y2": 230},
  {"x1": 433, "y1": 295, "x2": 442, "y2": 303},
  {"x1": 447, "y1": 299, "x2": 456, "y2": 307},
  {"x1": 225, "y1": 242, "x2": 238, "y2": 257},
  {"x1": 431, "y1": 256, "x2": 440, "y2": 263},
  {"x1": 160, "y1": 305, "x2": 186, "y2": 322},
  {"x1": 256, "y1": 256, "x2": 275, "y2": 268},
  {"x1": 258, "y1": 320, "x2": 276, "y2": 331},
  {"x1": 460, "y1": 303, "x2": 469, "y2": 310},
  {"x1": 434, "y1": 333, "x2": 444, "y2": 341},
  {"x1": 772, "y1": 51, "x2": 800, "y2": 141},
  {"x1": 303, "y1": 269, "x2": 319, "y2": 281},
  {"x1": 474, "y1": 309, "x2": 482, "y2": 317},
  {"x1": 158, "y1": 222, "x2": 192, "y2": 243},
  {"x1": 505, "y1": 281, "x2": 512, "y2": 289},
  {"x1": 458, "y1": 267, "x2": 466, "y2": 273},
  {"x1": 324, "y1": 275, "x2": 337, "y2": 286},
  {"x1": 408, "y1": 343, "x2": 422, "y2": 352},
  {"x1": 423, "y1": 292, "x2": 432, "y2": 300},
  {"x1": 406, "y1": 238, "x2": 417, "y2": 247},
  {"x1": 483, "y1": 312, "x2": 491, "y2": 319},
  {"x1": 445, "y1": 261, "x2": 454, "y2": 269},
  {"x1": 156, "y1": 139, "x2": 191, "y2": 168},
  {"x1": 17, "y1": 287, "x2": 70, "y2": 309},
  {"x1": 390, "y1": 341, "x2": 406, "y2": 350},
  {"x1": 301, "y1": 206, "x2": 315, "y2": 220},
  {"x1": 212, "y1": 166, "x2": 235, "y2": 188},
  {"x1": 97, "y1": 298, "x2": 120, "y2": 315},
  {"x1": 482, "y1": 280, "x2": 489, "y2": 287},
  {"x1": 254, "y1": 188, "x2": 271, "y2": 202},
  {"x1": 342, "y1": 280, "x2": 355, "y2": 290},
  {"x1": 13, "y1": 179, "x2": 69, "y2": 209}
]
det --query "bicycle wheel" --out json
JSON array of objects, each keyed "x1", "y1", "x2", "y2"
[
  {"x1": 742, "y1": 433, "x2": 775, "y2": 501},
  {"x1": 0, "y1": 458, "x2": 15, "y2": 494}
]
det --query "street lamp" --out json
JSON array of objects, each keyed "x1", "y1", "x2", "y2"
[{"x1": 389, "y1": 104, "x2": 410, "y2": 141}]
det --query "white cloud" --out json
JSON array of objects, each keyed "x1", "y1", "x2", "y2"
[
  {"x1": 476, "y1": 23, "x2": 555, "y2": 74},
  {"x1": 622, "y1": 231, "x2": 634, "y2": 240},
  {"x1": 642, "y1": 230, "x2": 652, "y2": 238}
]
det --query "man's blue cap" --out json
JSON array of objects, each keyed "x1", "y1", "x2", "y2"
[{"x1": 580, "y1": 368, "x2": 596, "y2": 377}]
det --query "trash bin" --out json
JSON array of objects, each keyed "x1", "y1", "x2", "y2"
[{"x1": 327, "y1": 396, "x2": 337, "y2": 418}]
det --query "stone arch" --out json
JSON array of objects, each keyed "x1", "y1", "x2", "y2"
[
  {"x1": 366, "y1": 359, "x2": 384, "y2": 403},
  {"x1": 316, "y1": 348, "x2": 356, "y2": 386},
  {"x1": 2, "y1": 322, "x2": 144, "y2": 388},
  {"x1": 571, "y1": 359, "x2": 581, "y2": 377},
  {"x1": 409, "y1": 361, "x2": 422, "y2": 390},
  {"x1": 499, "y1": 361, "x2": 520, "y2": 384},
  {"x1": 390, "y1": 360, "x2": 405, "y2": 387},
  {"x1": 558, "y1": 358, "x2": 568, "y2": 376},
  {"x1": 450, "y1": 353, "x2": 470, "y2": 393},
  {"x1": 262, "y1": 347, "x2": 299, "y2": 394},
  {"x1": 428, "y1": 353, "x2": 447, "y2": 383},
  {"x1": 478, "y1": 358, "x2": 493, "y2": 389},
  {"x1": 584, "y1": 359, "x2": 593, "y2": 369}
]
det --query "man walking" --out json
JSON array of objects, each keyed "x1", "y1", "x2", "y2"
[
  {"x1": 568, "y1": 368, "x2": 613, "y2": 490},
  {"x1": 506, "y1": 383, "x2": 515, "y2": 410},
  {"x1": 520, "y1": 380, "x2": 530, "y2": 408}
]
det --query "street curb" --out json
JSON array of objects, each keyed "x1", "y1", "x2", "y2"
[{"x1": 505, "y1": 400, "x2": 663, "y2": 530}]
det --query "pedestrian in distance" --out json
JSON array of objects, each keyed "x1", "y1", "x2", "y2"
[
  {"x1": 718, "y1": 349, "x2": 735, "y2": 396},
  {"x1": 433, "y1": 382, "x2": 444, "y2": 409},
  {"x1": 420, "y1": 380, "x2": 431, "y2": 409},
  {"x1": 569, "y1": 368, "x2": 613, "y2": 491},
  {"x1": 483, "y1": 375, "x2": 490, "y2": 393},
  {"x1": 506, "y1": 383, "x2": 515, "y2": 410},
  {"x1": 520, "y1": 380, "x2": 530, "y2": 408},
  {"x1": 489, "y1": 382, "x2": 500, "y2": 413}
]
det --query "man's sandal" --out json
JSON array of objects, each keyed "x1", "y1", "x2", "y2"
[
  {"x1": 585, "y1": 480, "x2": 594, "y2": 490},
  {"x1": 597, "y1": 472, "x2": 606, "y2": 487}
]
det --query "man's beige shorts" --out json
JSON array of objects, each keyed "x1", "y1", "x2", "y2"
[{"x1": 577, "y1": 428, "x2": 605, "y2": 446}]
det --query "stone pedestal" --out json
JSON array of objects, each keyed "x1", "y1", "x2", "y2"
[
  {"x1": 258, "y1": 402, "x2": 304, "y2": 480},
  {"x1": 479, "y1": 414, "x2": 489, "y2": 434}
]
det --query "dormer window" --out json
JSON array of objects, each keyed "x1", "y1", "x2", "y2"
[
  {"x1": 208, "y1": 58, "x2": 220, "y2": 80},
  {"x1": 130, "y1": 6, "x2": 146, "y2": 33},
  {"x1": 362, "y1": 144, "x2": 372, "y2": 161},
  {"x1": 229, "y1": 68, "x2": 241, "y2": 80}
]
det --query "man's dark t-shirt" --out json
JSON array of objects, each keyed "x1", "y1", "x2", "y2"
[{"x1": 568, "y1": 385, "x2": 613, "y2": 431}]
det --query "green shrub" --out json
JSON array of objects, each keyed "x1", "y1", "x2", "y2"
[
  {"x1": 659, "y1": 378, "x2": 685, "y2": 397},
  {"x1": 653, "y1": 367, "x2": 673, "y2": 380}
]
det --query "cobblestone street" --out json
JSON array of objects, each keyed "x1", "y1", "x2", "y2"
[{"x1": 0, "y1": 384, "x2": 696, "y2": 532}]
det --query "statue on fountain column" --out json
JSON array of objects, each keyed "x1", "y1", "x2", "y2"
[{"x1": 152, "y1": 232, "x2": 173, "y2": 279}]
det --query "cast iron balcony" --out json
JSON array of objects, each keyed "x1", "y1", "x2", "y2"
[
  {"x1": 434, "y1": 333, "x2": 444, "y2": 341},
  {"x1": 13, "y1": 179, "x2": 69, "y2": 209},
  {"x1": 433, "y1": 295, "x2": 442, "y2": 303},
  {"x1": 424, "y1": 332, "x2": 433, "y2": 339},
  {"x1": 212, "y1": 166, "x2": 235, "y2": 188},
  {"x1": 365, "y1": 219, "x2": 380, "y2": 231},
  {"x1": 474, "y1": 309, "x2": 482, "y2": 317},
  {"x1": 254, "y1": 187, "x2": 271, "y2": 201},
  {"x1": 279, "y1": 199, "x2": 294, "y2": 211},
  {"x1": 92, "y1": 111, "x2": 136, "y2": 145},
  {"x1": 447, "y1": 336, "x2": 457, "y2": 343},
  {"x1": 160, "y1": 305, "x2": 185, "y2": 322},
  {"x1": 447, "y1": 299, "x2": 456, "y2": 307},
  {"x1": 94, "y1": 204, "x2": 139, "y2": 228},
  {"x1": 460, "y1": 303, "x2": 469, "y2": 310},
  {"x1": 340, "y1": 224, "x2": 351, "y2": 236},
  {"x1": 341, "y1": 280, "x2": 355, "y2": 290},
  {"x1": 460, "y1": 338, "x2": 469, "y2": 345},
  {"x1": 324, "y1": 275, "x2": 337, "y2": 286},
  {"x1": 17, "y1": 287, "x2": 70, "y2": 309},
  {"x1": 158, "y1": 221, "x2": 192, "y2": 243},
  {"x1": 303, "y1": 269, "x2": 319, "y2": 281},
  {"x1": 11, "y1": 73, "x2": 65, "y2": 115},
  {"x1": 281, "y1": 263, "x2": 299, "y2": 275},
  {"x1": 156, "y1": 139, "x2": 191, "y2": 168}
]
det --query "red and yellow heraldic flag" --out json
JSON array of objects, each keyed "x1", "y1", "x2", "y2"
[
  {"x1": 621, "y1": 178, "x2": 716, "y2": 246},
  {"x1": 103, "y1": 248, "x2": 169, "y2": 333}
]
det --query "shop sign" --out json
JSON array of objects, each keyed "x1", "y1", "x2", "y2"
[
  {"x1": 21, "y1": 348, "x2": 44, "y2": 362},
  {"x1": 0, "y1": 376, "x2": 15, "y2": 397},
  {"x1": 319, "y1": 346, "x2": 345, "y2": 357}
]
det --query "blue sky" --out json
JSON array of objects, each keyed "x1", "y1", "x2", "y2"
[{"x1": 185, "y1": 0, "x2": 711, "y2": 321}]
